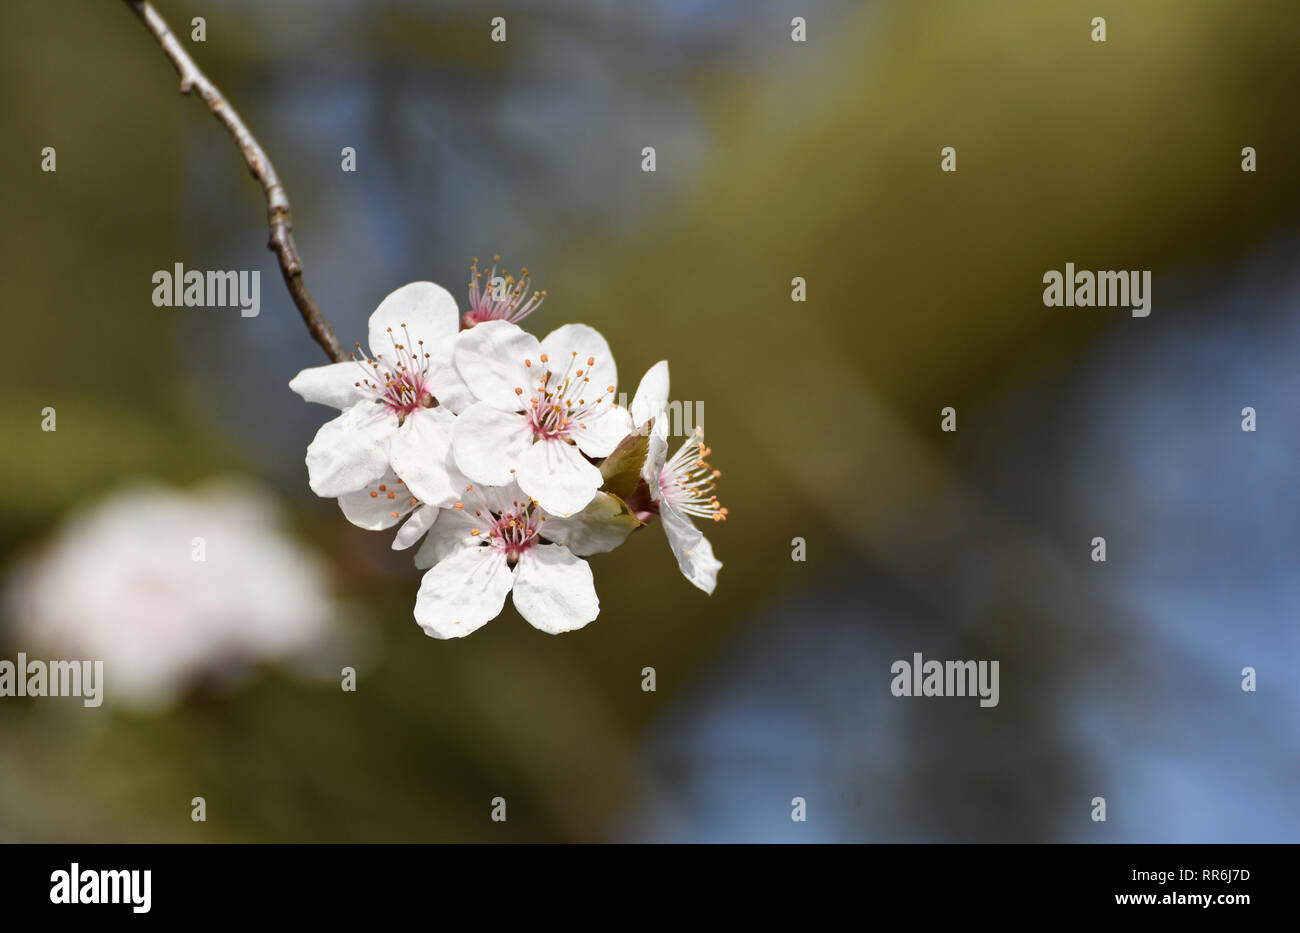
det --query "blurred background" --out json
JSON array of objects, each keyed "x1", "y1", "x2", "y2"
[{"x1": 2, "y1": 0, "x2": 1298, "y2": 842}]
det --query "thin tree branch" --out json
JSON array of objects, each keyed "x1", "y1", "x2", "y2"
[{"x1": 122, "y1": 0, "x2": 346, "y2": 362}]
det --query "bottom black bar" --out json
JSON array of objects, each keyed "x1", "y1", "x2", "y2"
[{"x1": 0, "y1": 843, "x2": 1283, "y2": 919}]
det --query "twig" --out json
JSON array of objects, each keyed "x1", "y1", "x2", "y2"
[{"x1": 122, "y1": 0, "x2": 346, "y2": 362}]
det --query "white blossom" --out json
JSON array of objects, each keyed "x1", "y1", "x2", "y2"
[
  {"x1": 630, "y1": 362, "x2": 726, "y2": 594},
  {"x1": 451, "y1": 321, "x2": 631, "y2": 516},
  {"x1": 410, "y1": 483, "x2": 623, "y2": 637},
  {"x1": 289, "y1": 282, "x2": 470, "y2": 504},
  {"x1": 3, "y1": 480, "x2": 346, "y2": 710}
]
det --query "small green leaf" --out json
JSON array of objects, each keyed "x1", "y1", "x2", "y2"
[{"x1": 598, "y1": 431, "x2": 648, "y2": 500}]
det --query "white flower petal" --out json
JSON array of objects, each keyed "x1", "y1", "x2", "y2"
[
  {"x1": 305, "y1": 402, "x2": 397, "y2": 497},
  {"x1": 452, "y1": 401, "x2": 534, "y2": 485},
  {"x1": 413, "y1": 507, "x2": 478, "y2": 569},
  {"x1": 516, "y1": 437, "x2": 603, "y2": 517},
  {"x1": 574, "y1": 405, "x2": 633, "y2": 459},
  {"x1": 368, "y1": 282, "x2": 460, "y2": 367},
  {"x1": 539, "y1": 324, "x2": 616, "y2": 394},
  {"x1": 541, "y1": 492, "x2": 640, "y2": 556},
  {"x1": 392, "y1": 504, "x2": 438, "y2": 550},
  {"x1": 289, "y1": 361, "x2": 365, "y2": 410},
  {"x1": 414, "y1": 546, "x2": 514, "y2": 639},
  {"x1": 660, "y1": 505, "x2": 722, "y2": 595},
  {"x1": 630, "y1": 360, "x2": 669, "y2": 428},
  {"x1": 512, "y1": 544, "x2": 599, "y2": 634},
  {"x1": 337, "y1": 468, "x2": 417, "y2": 530},
  {"x1": 389, "y1": 406, "x2": 459, "y2": 507},
  {"x1": 643, "y1": 415, "x2": 669, "y2": 492},
  {"x1": 454, "y1": 320, "x2": 539, "y2": 411},
  {"x1": 428, "y1": 362, "x2": 476, "y2": 415}
]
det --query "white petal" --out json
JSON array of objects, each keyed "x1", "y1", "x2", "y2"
[
  {"x1": 305, "y1": 402, "x2": 397, "y2": 498},
  {"x1": 660, "y1": 505, "x2": 722, "y2": 595},
  {"x1": 574, "y1": 405, "x2": 633, "y2": 458},
  {"x1": 630, "y1": 360, "x2": 669, "y2": 428},
  {"x1": 289, "y1": 361, "x2": 365, "y2": 410},
  {"x1": 368, "y1": 282, "x2": 460, "y2": 368},
  {"x1": 389, "y1": 407, "x2": 459, "y2": 506},
  {"x1": 392, "y1": 504, "x2": 438, "y2": 550},
  {"x1": 471, "y1": 482, "x2": 527, "y2": 516},
  {"x1": 337, "y1": 468, "x2": 418, "y2": 530},
  {"x1": 512, "y1": 544, "x2": 599, "y2": 634},
  {"x1": 413, "y1": 507, "x2": 478, "y2": 569},
  {"x1": 452, "y1": 401, "x2": 534, "y2": 485},
  {"x1": 414, "y1": 546, "x2": 514, "y2": 639},
  {"x1": 643, "y1": 415, "x2": 669, "y2": 492},
  {"x1": 454, "y1": 320, "x2": 539, "y2": 411},
  {"x1": 428, "y1": 362, "x2": 475, "y2": 415},
  {"x1": 541, "y1": 492, "x2": 640, "y2": 556},
  {"x1": 516, "y1": 437, "x2": 603, "y2": 517},
  {"x1": 539, "y1": 324, "x2": 616, "y2": 395}
]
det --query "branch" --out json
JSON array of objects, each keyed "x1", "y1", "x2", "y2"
[{"x1": 122, "y1": 0, "x2": 346, "y2": 363}]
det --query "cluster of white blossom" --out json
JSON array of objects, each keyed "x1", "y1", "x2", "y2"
[{"x1": 290, "y1": 259, "x2": 726, "y2": 638}]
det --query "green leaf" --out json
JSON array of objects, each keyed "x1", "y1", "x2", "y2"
[{"x1": 598, "y1": 431, "x2": 648, "y2": 501}]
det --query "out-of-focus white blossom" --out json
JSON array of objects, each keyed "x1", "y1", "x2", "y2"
[{"x1": 3, "y1": 479, "x2": 347, "y2": 711}]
